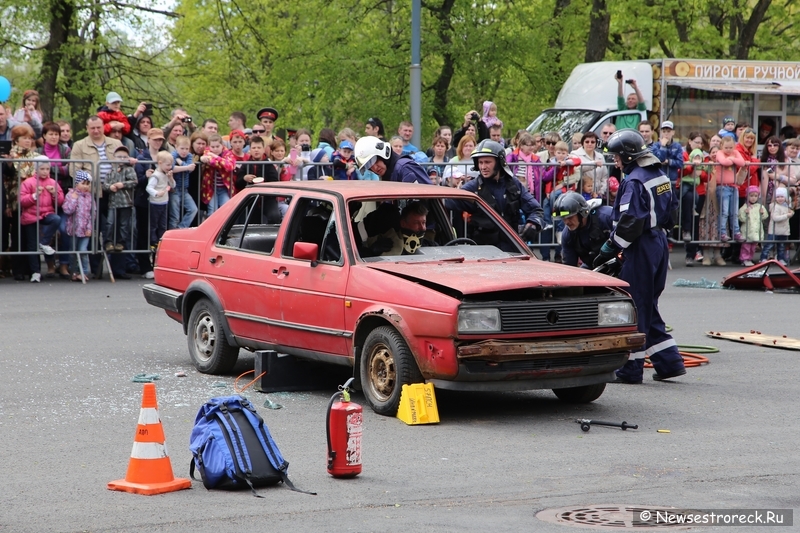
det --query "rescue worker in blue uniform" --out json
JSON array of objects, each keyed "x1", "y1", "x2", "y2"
[
  {"x1": 445, "y1": 140, "x2": 544, "y2": 251},
  {"x1": 553, "y1": 192, "x2": 614, "y2": 269},
  {"x1": 593, "y1": 129, "x2": 686, "y2": 384},
  {"x1": 354, "y1": 136, "x2": 432, "y2": 184}
]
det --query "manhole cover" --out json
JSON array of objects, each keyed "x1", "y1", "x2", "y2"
[{"x1": 536, "y1": 505, "x2": 692, "y2": 529}]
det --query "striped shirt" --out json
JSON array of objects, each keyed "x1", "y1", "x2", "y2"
[{"x1": 94, "y1": 142, "x2": 111, "y2": 184}]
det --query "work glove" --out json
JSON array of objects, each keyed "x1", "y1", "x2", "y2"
[
  {"x1": 519, "y1": 222, "x2": 540, "y2": 243},
  {"x1": 592, "y1": 240, "x2": 619, "y2": 269},
  {"x1": 363, "y1": 237, "x2": 394, "y2": 257}
]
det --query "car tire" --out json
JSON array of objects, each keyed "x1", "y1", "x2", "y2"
[
  {"x1": 552, "y1": 383, "x2": 606, "y2": 403},
  {"x1": 187, "y1": 297, "x2": 239, "y2": 374},
  {"x1": 360, "y1": 325, "x2": 422, "y2": 416}
]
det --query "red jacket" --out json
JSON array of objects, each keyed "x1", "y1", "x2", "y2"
[
  {"x1": 735, "y1": 143, "x2": 759, "y2": 197},
  {"x1": 200, "y1": 148, "x2": 237, "y2": 204},
  {"x1": 97, "y1": 107, "x2": 131, "y2": 136}
]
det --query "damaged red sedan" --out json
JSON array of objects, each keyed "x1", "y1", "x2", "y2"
[{"x1": 143, "y1": 181, "x2": 645, "y2": 415}]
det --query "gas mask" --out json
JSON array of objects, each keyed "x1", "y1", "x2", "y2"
[{"x1": 400, "y1": 228, "x2": 425, "y2": 254}]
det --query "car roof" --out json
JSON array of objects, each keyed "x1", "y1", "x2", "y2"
[{"x1": 250, "y1": 180, "x2": 478, "y2": 199}]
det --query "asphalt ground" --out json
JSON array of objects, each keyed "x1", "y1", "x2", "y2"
[{"x1": 0, "y1": 252, "x2": 797, "y2": 532}]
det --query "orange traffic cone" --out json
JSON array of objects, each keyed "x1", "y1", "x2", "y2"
[{"x1": 108, "y1": 383, "x2": 191, "y2": 495}]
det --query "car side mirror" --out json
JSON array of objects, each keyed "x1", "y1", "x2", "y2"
[{"x1": 293, "y1": 242, "x2": 319, "y2": 264}]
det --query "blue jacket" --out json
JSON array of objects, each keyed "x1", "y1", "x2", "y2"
[
  {"x1": 383, "y1": 152, "x2": 432, "y2": 184},
  {"x1": 561, "y1": 205, "x2": 614, "y2": 267},
  {"x1": 650, "y1": 141, "x2": 685, "y2": 184},
  {"x1": 610, "y1": 163, "x2": 677, "y2": 250}
]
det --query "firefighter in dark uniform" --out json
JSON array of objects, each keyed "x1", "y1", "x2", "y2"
[
  {"x1": 446, "y1": 140, "x2": 544, "y2": 251},
  {"x1": 593, "y1": 129, "x2": 686, "y2": 384},
  {"x1": 554, "y1": 192, "x2": 614, "y2": 269}
]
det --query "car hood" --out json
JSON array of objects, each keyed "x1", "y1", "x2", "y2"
[{"x1": 365, "y1": 259, "x2": 627, "y2": 296}]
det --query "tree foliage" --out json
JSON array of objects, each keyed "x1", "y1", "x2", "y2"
[{"x1": 1, "y1": 0, "x2": 798, "y2": 141}]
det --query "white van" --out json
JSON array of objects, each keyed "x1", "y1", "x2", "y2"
[{"x1": 527, "y1": 58, "x2": 800, "y2": 149}]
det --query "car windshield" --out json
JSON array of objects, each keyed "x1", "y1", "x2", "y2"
[
  {"x1": 526, "y1": 109, "x2": 601, "y2": 140},
  {"x1": 348, "y1": 196, "x2": 531, "y2": 262}
]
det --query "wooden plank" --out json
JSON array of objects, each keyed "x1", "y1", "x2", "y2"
[{"x1": 706, "y1": 331, "x2": 800, "y2": 351}]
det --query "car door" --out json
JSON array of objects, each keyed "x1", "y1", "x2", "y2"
[
  {"x1": 271, "y1": 196, "x2": 350, "y2": 356},
  {"x1": 210, "y1": 192, "x2": 290, "y2": 344}
]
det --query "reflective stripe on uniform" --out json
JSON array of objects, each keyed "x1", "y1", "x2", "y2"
[
  {"x1": 613, "y1": 233, "x2": 632, "y2": 249},
  {"x1": 137, "y1": 408, "x2": 160, "y2": 425},
  {"x1": 643, "y1": 175, "x2": 671, "y2": 229},
  {"x1": 130, "y1": 441, "x2": 169, "y2": 460},
  {"x1": 646, "y1": 338, "x2": 677, "y2": 357},
  {"x1": 619, "y1": 202, "x2": 630, "y2": 213},
  {"x1": 628, "y1": 350, "x2": 647, "y2": 360}
]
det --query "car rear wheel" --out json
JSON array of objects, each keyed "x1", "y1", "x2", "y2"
[
  {"x1": 187, "y1": 298, "x2": 239, "y2": 374},
  {"x1": 552, "y1": 383, "x2": 606, "y2": 403},
  {"x1": 360, "y1": 325, "x2": 422, "y2": 416}
]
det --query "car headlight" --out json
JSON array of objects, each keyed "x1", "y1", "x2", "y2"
[
  {"x1": 598, "y1": 301, "x2": 635, "y2": 325},
  {"x1": 458, "y1": 308, "x2": 501, "y2": 333}
]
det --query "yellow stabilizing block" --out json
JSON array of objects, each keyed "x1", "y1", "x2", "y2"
[{"x1": 396, "y1": 383, "x2": 439, "y2": 425}]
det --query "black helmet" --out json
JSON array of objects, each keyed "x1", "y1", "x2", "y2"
[
  {"x1": 552, "y1": 191, "x2": 589, "y2": 220},
  {"x1": 471, "y1": 139, "x2": 513, "y2": 178},
  {"x1": 603, "y1": 129, "x2": 650, "y2": 164}
]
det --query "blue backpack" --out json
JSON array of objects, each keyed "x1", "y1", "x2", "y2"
[{"x1": 189, "y1": 396, "x2": 315, "y2": 496}]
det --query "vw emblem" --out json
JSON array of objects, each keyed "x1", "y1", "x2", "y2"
[{"x1": 546, "y1": 310, "x2": 559, "y2": 325}]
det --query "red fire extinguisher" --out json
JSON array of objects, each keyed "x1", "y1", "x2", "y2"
[{"x1": 326, "y1": 377, "x2": 362, "y2": 478}]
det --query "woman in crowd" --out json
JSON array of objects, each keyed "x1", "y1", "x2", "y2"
[
  {"x1": 187, "y1": 130, "x2": 209, "y2": 222},
  {"x1": 317, "y1": 128, "x2": 337, "y2": 158},
  {"x1": 130, "y1": 115, "x2": 152, "y2": 153},
  {"x1": 38, "y1": 121, "x2": 73, "y2": 279},
  {"x1": 569, "y1": 132, "x2": 607, "y2": 198},
  {"x1": 450, "y1": 134, "x2": 477, "y2": 180},
  {"x1": 699, "y1": 145, "x2": 727, "y2": 265},
  {"x1": 427, "y1": 136, "x2": 450, "y2": 180},
  {"x1": 571, "y1": 132, "x2": 583, "y2": 152},
  {"x1": 3, "y1": 125, "x2": 39, "y2": 279},
  {"x1": 164, "y1": 122, "x2": 184, "y2": 153},
  {"x1": 735, "y1": 128, "x2": 759, "y2": 202},
  {"x1": 681, "y1": 133, "x2": 709, "y2": 265},
  {"x1": 389, "y1": 136, "x2": 404, "y2": 156},
  {"x1": 759, "y1": 135, "x2": 789, "y2": 207}
]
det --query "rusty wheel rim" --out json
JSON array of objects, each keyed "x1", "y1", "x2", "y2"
[
  {"x1": 367, "y1": 343, "x2": 396, "y2": 402},
  {"x1": 193, "y1": 313, "x2": 216, "y2": 363}
]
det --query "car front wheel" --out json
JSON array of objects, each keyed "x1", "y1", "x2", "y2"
[
  {"x1": 552, "y1": 383, "x2": 606, "y2": 403},
  {"x1": 360, "y1": 325, "x2": 422, "y2": 416},
  {"x1": 187, "y1": 297, "x2": 239, "y2": 374}
]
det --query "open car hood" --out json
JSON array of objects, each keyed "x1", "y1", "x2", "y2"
[{"x1": 365, "y1": 259, "x2": 628, "y2": 296}]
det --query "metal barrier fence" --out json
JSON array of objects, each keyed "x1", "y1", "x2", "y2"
[{"x1": 2, "y1": 155, "x2": 798, "y2": 282}]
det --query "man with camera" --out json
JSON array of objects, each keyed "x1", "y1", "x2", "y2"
[
  {"x1": 160, "y1": 107, "x2": 195, "y2": 139},
  {"x1": 452, "y1": 110, "x2": 489, "y2": 152},
  {"x1": 615, "y1": 72, "x2": 646, "y2": 131}
]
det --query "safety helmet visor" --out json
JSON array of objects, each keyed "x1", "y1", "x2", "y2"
[{"x1": 359, "y1": 155, "x2": 378, "y2": 172}]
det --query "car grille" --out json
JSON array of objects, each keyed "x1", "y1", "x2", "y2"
[
  {"x1": 499, "y1": 299, "x2": 600, "y2": 333},
  {"x1": 463, "y1": 353, "x2": 623, "y2": 374}
]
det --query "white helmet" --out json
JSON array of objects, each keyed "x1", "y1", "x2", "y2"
[{"x1": 355, "y1": 136, "x2": 392, "y2": 171}]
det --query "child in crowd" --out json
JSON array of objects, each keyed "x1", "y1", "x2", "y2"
[
  {"x1": 170, "y1": 136, "x2": 198, "y2": 228},
  {"x1": 306, "y1": 148, "x2": 331, "y2": 180},
  {"x1": 147, "y1": 152, "x2": 175, "y2": 247},
  {"x1": 229, "y1": 130, "x2": 248, "y2": 162},
  {"x1": 715, "y1": 137, "x2": 746, "y2": 242},
  {"x1": 13, "y1": 89, "x2": 44, "y2": 126},
  {"x1": 580, "y1": 174, "x2": 598, "y2": 201},
  {"x1": 543, "y1": 141, "x2": 581, "y2": 198},
  {"x1": 235, "y1": 136, "x2": 278, "y2": 189},
  {"x1": 738, "y1": 186, "x2": 767, "y2": 267},
  {"x1": 718, "y1": 117, "x2": 736, "y2": 141},
  {"x1": 270, "y1": 138, "x2": 290, "y2": 180},
  {"x1": 482, "y1": 101, "x2": 503, "y2": 129},
  {"x1": 200, "y1": 134, "x2": 237, "y2": 215},
  {"x1": 62, "y1": 171, "x2": 96, "y2": 281},
  {"x1": 760, "y1": 187, "x2": 794, "y2": 265},
  {"x1": 332, "y1": 140, "x2": 357, "y2": 180},
  {"x1": 97, "y1": 91, "x2": 131, "y2": 136},
  {"x1": 103, "y1": 146, "x2": 137, "y2": 251},
  {"x1": 605, "y1": 177, "x2": 619, "y2": 206},
  {"x1": 19, "y1": 156, "x2": 64, "y2": 283}
]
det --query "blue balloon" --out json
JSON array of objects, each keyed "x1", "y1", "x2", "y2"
[{"x1": 0, "y1": 76, "x2": 10, "y2": 103}]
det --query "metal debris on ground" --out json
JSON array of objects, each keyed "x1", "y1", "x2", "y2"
[
  {"x1": 131, "y1": 373, "x2": 161, "y2": 383},
  {"x1": 263, "y1": 397, "x2": 283, "y2": 409},
  {"x1": 672, "y1": 277, "x2": 726, "y2": 289},
  {"x1": 175, "y1": 371, "x2": 187, "y2": 377},
  {"x1": 210, "y1": 381, "x2": 228, "y2": 388}
]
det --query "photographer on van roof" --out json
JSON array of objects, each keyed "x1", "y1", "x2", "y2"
[{"x1": 615, "y1": 72, "x2": 646, "y2": 131}]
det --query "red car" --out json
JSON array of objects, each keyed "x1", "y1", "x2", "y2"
[{"x1": 144, "y1": 181, "x2": 645, "y2": 415}]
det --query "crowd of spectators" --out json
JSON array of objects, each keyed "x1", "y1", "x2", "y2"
[{"x1": 1, "y1": 88, "x2": 799, "y2": 282}]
